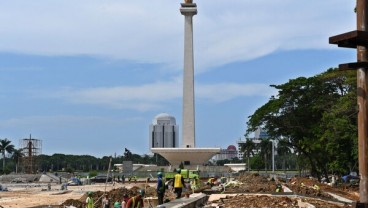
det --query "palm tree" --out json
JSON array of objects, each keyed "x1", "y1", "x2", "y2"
[
  {"x1": 276, "y1": 138, "x2": 291, "y2": 172},
  {"x1": 11, "y1": 148, "x2": 25, "y2": 174},
  {"x1": 259, "y1": 139, "x2": 272, "y2": 173},
  {"x1": 240, "y1": 139, "x2": 255, "y2": 171},
  {"x1": 0, "y1": 138, "x2": 15, "y2": 172}
]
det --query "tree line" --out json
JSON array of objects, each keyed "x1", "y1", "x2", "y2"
[{"x1": 0, "y1": 142, "x2": 169, "y2": 174}]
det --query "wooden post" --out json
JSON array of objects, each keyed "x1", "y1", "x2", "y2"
[{"x1": 357, "y1": 0, "x2": 368, "y2": 204}]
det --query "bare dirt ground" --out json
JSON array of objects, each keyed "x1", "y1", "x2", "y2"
[
  {"x1": 285, "y1": 176, "x2": 359, "y2": 201},
  {"x1": 0, "y1": 174, "x2": 359, "y2": 208},
  {"x1": 211, "y1": 195, "x2": 351, "y2": 208},
  {"x1": 207, "y1": 173, "x2": 357, "y2": 208},
  {"x1": 0, "y1": 182, "x2": 159, "y2": 208}
]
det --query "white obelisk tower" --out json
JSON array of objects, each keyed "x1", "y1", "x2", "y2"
[
  {"x1": 180, "y1": 0, "x2": 197, "y2": 148},
  {"x1": 151, "y1": 1, "x2": 220, "y2": 166}
]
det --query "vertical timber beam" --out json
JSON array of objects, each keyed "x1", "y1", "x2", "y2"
[{"x1": 357, "y1": 0, "x2": 368, "y2": 203}]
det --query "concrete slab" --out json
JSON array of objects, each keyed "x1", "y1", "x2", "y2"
[
  {"x1": 208, "y1": 193, "x2": 273, "y2": 202},
  {"x1": 282, "y1": 185, "x2": 293, "y2": 192},
  {"x1": 326, "y1": 192, "x2": 353, "y2": 203},
  {"x1": 298, "y1": 199, "x2": 316, "y2": 208},
  {"x1": 159, "y1": 193, "x2": 207, "y2": 208}
]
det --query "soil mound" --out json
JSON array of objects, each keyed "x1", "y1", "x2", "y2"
[
  {"x1": 225, "y1": 173, "x2": 276, "y2": 193},
  {"x1": 60, "y1": 186, "x2": 157, "y2": 208},
  {"x1": 287, "y1": 177, "x2": 359, "y2": 201},
  {"x1": 210, "y1": 195, "x2": 351, "y2": 208}
]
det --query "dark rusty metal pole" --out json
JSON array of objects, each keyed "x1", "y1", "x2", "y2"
[{"x1": 357, "y1": 0, "x2": 368, "y2": 204}]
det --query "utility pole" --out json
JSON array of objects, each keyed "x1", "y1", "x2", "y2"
[{"x1": 329, "y1": 0, "x2": 368, "y2": 206}]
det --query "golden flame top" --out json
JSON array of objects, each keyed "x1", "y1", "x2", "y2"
[{"x1": 184, "y1": 0, "x2": 193, "y2": 3}]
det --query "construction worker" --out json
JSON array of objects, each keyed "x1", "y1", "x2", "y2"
[
  {"x1": 126, "y1": 189, "x2": 145, "y2": 208},
  {"x1": 156, "y1": 172, "x2": 165, "y2": 205},
  {"x1": 220, "y1": 176, "x2": 226, "y2": 184},
  {"x1": 114, "y1": 201, "x2": 121, "y2": 208},
  {"x1": 275, "y1": 184, "x2": 283, "y2": 192},
  {"x1": 174, "y1": 168, "x2": 185, "y2": 199},
  {"x1": 121, "y1": 193, "x2": 129, "y2": 208},
  {"x1": 190, "y1": 176, "x2": 200, "y2": 191},
  {"x1": 128, "y1": 175, "x2": 137, "y2": 183},
  {"x1": 122, "y1": 193, "x2": 130, "y2": 204},
  {"x1": 85, "y1": 192, "x2": 94, "y2": 208},
  {"x1": 313, "y1": 184, "x2": 320, "y2": 191},
  {"x1": 207, "y1": 177, "x2": 215, "y2": 187},
  {"x1": 102, "y1": 194, "x2": 110, "y2": 208}
]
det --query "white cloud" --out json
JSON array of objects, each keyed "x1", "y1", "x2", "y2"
[
  {"x1": 50, "y1": 79, "x2": 275, "y2": 111},
  {"x1": 57, "y1": 80, "x2": 182, "y2": 111},
  {"x1": 0, "y1": 0, "x2": 355, "y2": 73},
  {"x1": 0, "y1": 115, "x2": 143, "y2": 129},
  {"x1": 197, "y1": 83, "x2": 276, "y2": 102}
]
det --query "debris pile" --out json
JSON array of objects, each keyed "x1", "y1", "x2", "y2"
[
  {"x1": 60, "y1": 186, "x2": 151, "y2": 208},
  {"x1": 205, "y1": 173, "x2": 356, "y2": 208},
  {"x1": 208, "y1": 195, "x2": 351, "y2": 208},
  {"x1": 287, "y1": 183, "x2": 331, "y2": 198},
  {"x1": 60, "y1": 185, "x2": 177, "y2": 208},
  {"x1": 57, "y1": 173, "x2": 359, "y2": 207},
  {"x1": 223, "y1": 173, "x2": 276, "y2": 193},
  {"x1": 286, "y1": 177, "x2": 359, "y2": 201}
]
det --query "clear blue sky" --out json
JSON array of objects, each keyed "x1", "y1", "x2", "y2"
[{"x1": 0, "y1": 0, "x2": 357, "y2": 157}]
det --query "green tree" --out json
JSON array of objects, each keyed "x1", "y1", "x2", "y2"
[
  {"x1": 11, "y1": 148, "x2": 25, "y2": 173},
  {"x1": 246, "y1": 69, "x2": 356, "y2": 180},
  {"x1": 249, "y1": 155, "x2": 264, "y2": 171},
  {"x1": 0, "y1": 139, "x2": 15, "y2": 173},
  {"x1": 240, "y1": 139, "x2": 255, "y2": 171},
  {"x1": 276, "y1": 138, "x2": 291, "y2": 171},
  {"x1": 318, "y1": 82, "x2": 357, "y2": 174},
  {"x1": 259, "y1": 139, "x2": 272, "y2": 172}
]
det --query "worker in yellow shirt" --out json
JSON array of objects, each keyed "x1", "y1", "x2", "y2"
[
  {"x1": 85, "y1": 192, "x2": 94, "y2": 208},
  {"x1": 174, "y1": 168, "x2": 185, "y2": 199}
]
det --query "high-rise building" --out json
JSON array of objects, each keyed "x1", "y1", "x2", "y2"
[{"x1": 149, "y1": 113, "x2": 179, "y2": 148}]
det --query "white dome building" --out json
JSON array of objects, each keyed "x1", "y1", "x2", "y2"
[
  {"x1": 149, "y1": 113, "x2": 179, "y2": 148},
  {"x1": 152, "y1": 113, "x2": 177, "y2": 125}
]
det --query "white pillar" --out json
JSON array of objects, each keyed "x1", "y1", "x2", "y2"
[{"x1": 180, "y1": 3, "x2": 197, "y2": 148}]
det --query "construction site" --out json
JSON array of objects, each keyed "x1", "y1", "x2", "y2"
[
  {"x1": 0, "y1": 170, "x2": 360, "y2": 208},
  {"x1": 1, "y1": 0, "x2": 368, "y2": 207},
  {"x1": 0, "y1": 131, "x2": 362, "y2": 207}
]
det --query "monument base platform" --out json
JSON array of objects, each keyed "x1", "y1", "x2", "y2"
[{"x1": 151, "y1": 148, "x2": 220, "y2": 166}]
